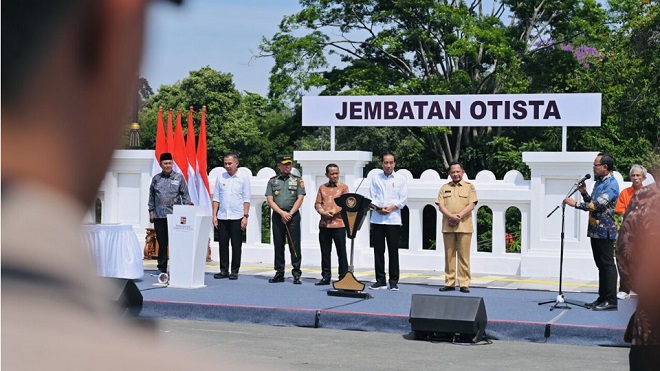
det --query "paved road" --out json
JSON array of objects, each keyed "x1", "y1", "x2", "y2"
[{"x1": 154, "y1": 319, "x2": 629, "y2": 371}]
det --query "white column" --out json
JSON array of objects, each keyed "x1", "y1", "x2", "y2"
[{"x1": 521, "y1": 151, "x2": 599, "y2": 280}]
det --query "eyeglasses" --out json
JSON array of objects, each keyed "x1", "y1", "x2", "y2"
[{"x1": 593, "y1": 163, "x2": 604, "y2": 167}]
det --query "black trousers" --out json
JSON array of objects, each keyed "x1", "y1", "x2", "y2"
[
  {"x1": 153, "y1": 218, "x2": 169, "y2": 273},
  {"x1": 371, "y1": 223, "x2": 401, "y2": 284},
  {"x1": 590, "y1": 238, "x2": 618, "y2": 303},
  {"x1": 616, "y1": 256, "x2": 630, "y2": 294},
  {"x1": 217, "y1": 219, "x2": 242, "y2": 274},
  {"x1": 630, "y1": 345, "x2": 660, "y2": 371},
  {"x1": 271, "y1": 211, "x2": 302, "y2": 277},
  {"x1": 319, "y1": 227, "x2": 348, "y2": 280},
  {"x1": 616, "y1": 245, "x2": 630, "y2": 294}
]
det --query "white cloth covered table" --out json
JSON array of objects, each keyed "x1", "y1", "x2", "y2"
[{"x1": 81, "y1": 224, "x2": 144, "y2": 279}]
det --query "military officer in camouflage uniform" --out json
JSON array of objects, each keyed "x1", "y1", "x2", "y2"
[{"x1": 265, "y1": 155, "x2": 306, "y2": 284}]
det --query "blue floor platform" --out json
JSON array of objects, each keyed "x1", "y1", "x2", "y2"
[{"x1": 136, "y1": 271, "x2": 632, "y2": 347}]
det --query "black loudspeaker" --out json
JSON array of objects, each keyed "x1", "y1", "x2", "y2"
[
  {"x1": 104, "y1": 278, "x2": 143, "y2": 317},
  {"x1": 409, "y1": 294, "x2": 487, "y2": 342}
]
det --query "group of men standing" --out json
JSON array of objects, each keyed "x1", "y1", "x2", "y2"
[
  {"x1": 262, "y1": 152, "x2": 480, "y2": 293},
  {"x1": 148, "y1": 149, "x2": 660, "y2": 368},
  {"x1": 148, "y1": 151, "x2": 480, "y2": 293},
  {"x1": 148, "y1": 150, "x2": 648, "y2": 310}
]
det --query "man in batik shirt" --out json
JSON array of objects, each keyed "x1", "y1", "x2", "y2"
[
  {"x1": 314, "y1": 163, "x2": 349, "y2": 285},
  {"x1": 564, "y1": 152, "x2": 619, "y2": 311},
  {"x1": 148, "y1": 152, "x2": 192, "y2": 274}
]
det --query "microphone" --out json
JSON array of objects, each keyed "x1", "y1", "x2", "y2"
[{"x1": 575, "y1": 173, "x2": 591, "y2": 185}]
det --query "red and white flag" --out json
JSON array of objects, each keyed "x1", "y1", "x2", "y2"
[
  {"x1": 166, "y1": 109, "x2": 174, "y2": 152},
  {"x1": 172, "y1": 109, "x2": 188, "y2": 180},
  {"x1": 151, "y1": 107, "x2": 167, "y2": 176},
  {"x1": 195, "y1": 106, "x2": 212, "y2": 215},
  {"x1": 185, "y1": 107, "x2": 200, "y2": 205}
]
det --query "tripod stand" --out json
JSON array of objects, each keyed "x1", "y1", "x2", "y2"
[{"x1": 538, "y1": 185, "x2": 588, "y2": 311}]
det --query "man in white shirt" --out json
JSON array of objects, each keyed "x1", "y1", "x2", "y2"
[
  {"x1": 369, "y1": 152, "x2": 408, "y2": 291},
  {"x1": 212, "y1": 153, "x2": 251, "y2": 280}
]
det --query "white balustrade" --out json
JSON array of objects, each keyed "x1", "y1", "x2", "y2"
[{"x1": 95, "y1": 149, "x2": 654, "y2": 281}]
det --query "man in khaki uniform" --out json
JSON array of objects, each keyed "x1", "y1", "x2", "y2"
[{"x1": 436, "y1": 162, "x2": 478, "y2": 293}]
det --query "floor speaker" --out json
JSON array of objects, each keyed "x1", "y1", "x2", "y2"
[
  {"x1": 409, "y1": 294, "x2": 487, "y2": 342},
  {"x1": 103, "y1": 278, "x2": 143, "y2": 317}
]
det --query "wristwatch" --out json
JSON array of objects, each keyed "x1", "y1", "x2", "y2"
[{"x1": 243, "y1": 214, "x2": 249, "y2": 218}]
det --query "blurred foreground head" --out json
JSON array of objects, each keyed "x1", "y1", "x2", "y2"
[{"x1": 2, "y1": 0, "x2": 149, "y2": 206}]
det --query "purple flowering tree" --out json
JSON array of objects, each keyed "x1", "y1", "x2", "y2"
[{"x1": 560, "y1": 44, "x2": 601, "y2": 68}]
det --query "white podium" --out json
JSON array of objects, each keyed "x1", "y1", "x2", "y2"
[{"x1": 166, "y1": 205, "x2": 212, "y2": 288}]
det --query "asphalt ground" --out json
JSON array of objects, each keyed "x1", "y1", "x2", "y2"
[
  {"x1": 155, "y1": 318, "x2": 630, "y2": 371},
  {"x1": 140, "y1": 259, "x2": 631, "y2": 369}
]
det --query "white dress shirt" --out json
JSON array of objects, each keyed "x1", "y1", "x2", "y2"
[
  {"x1": 213, "y1": 170, "x2": 251, "y2": 220},
  {"x1": 369, "y1": 170, "x2": 408, "y2": 225}
]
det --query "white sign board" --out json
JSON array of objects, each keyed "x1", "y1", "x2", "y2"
[{"x1": 302, "y1": 93, "x2": 601, "y2": 127}]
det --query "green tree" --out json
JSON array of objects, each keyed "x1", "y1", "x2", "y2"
[
  {"x1": 562, "y1": 0, "x2": 659, "y2": 173},
  {"x1": 138, "y1": 66, "x2": 289, "y2": 171},
  {"x1": 259, "y1": 0, "x2": 609, "y2": 174}
]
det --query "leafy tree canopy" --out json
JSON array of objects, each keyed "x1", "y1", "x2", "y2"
[
  {"x1": 138, "y1": 66, "x2": 297, "y2": 171},
  {"x1": 259, "y1": 0, "x2": 658, "y2": 178},
  {"x1": 259, "y1": 0, "x2": 614, "y2": 174}
]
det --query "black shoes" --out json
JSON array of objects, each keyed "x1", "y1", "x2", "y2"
[
  {"x1": 268, "y1": 274, "x2": 301, "y2": 283},
  {"x1": 592, "y1": 301, "x2": 618, "y2": 311},
  {"x1": 438, "y1": 286, "x2": 469, "y2": 293},
  {"x1": 315, "y1": 278, "x2": 331, "y2": 286},
  {"x1": 214, "y1": 272, "x2": 238, "y2": 280},
  {"x1": 389, "y1": 283, "x2": 399, "y2": 291},
  {"x1": 585, "y1": 299, "x2": 604, "y2": 308},
  {"x1": 585, "y1": 298, "x2": 618, "y2": 311},
  {"x1": 268, "y1": 274, "x2": 285, "y2": 283},
  {"x1": 369, "y1": 282, "x2": 387, "y2": 290}
]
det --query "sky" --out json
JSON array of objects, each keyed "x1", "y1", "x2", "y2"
[
  {"x1": 141, "y1": 0, "x2": 611, "y2": 97},
  {"x1": 141, "y1": 0, "x2": 303, "y2": 96}
]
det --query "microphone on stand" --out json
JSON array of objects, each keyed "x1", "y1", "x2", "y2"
[{"x1": 575, "y1": 173, "x2": 591, "y2": 185}]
